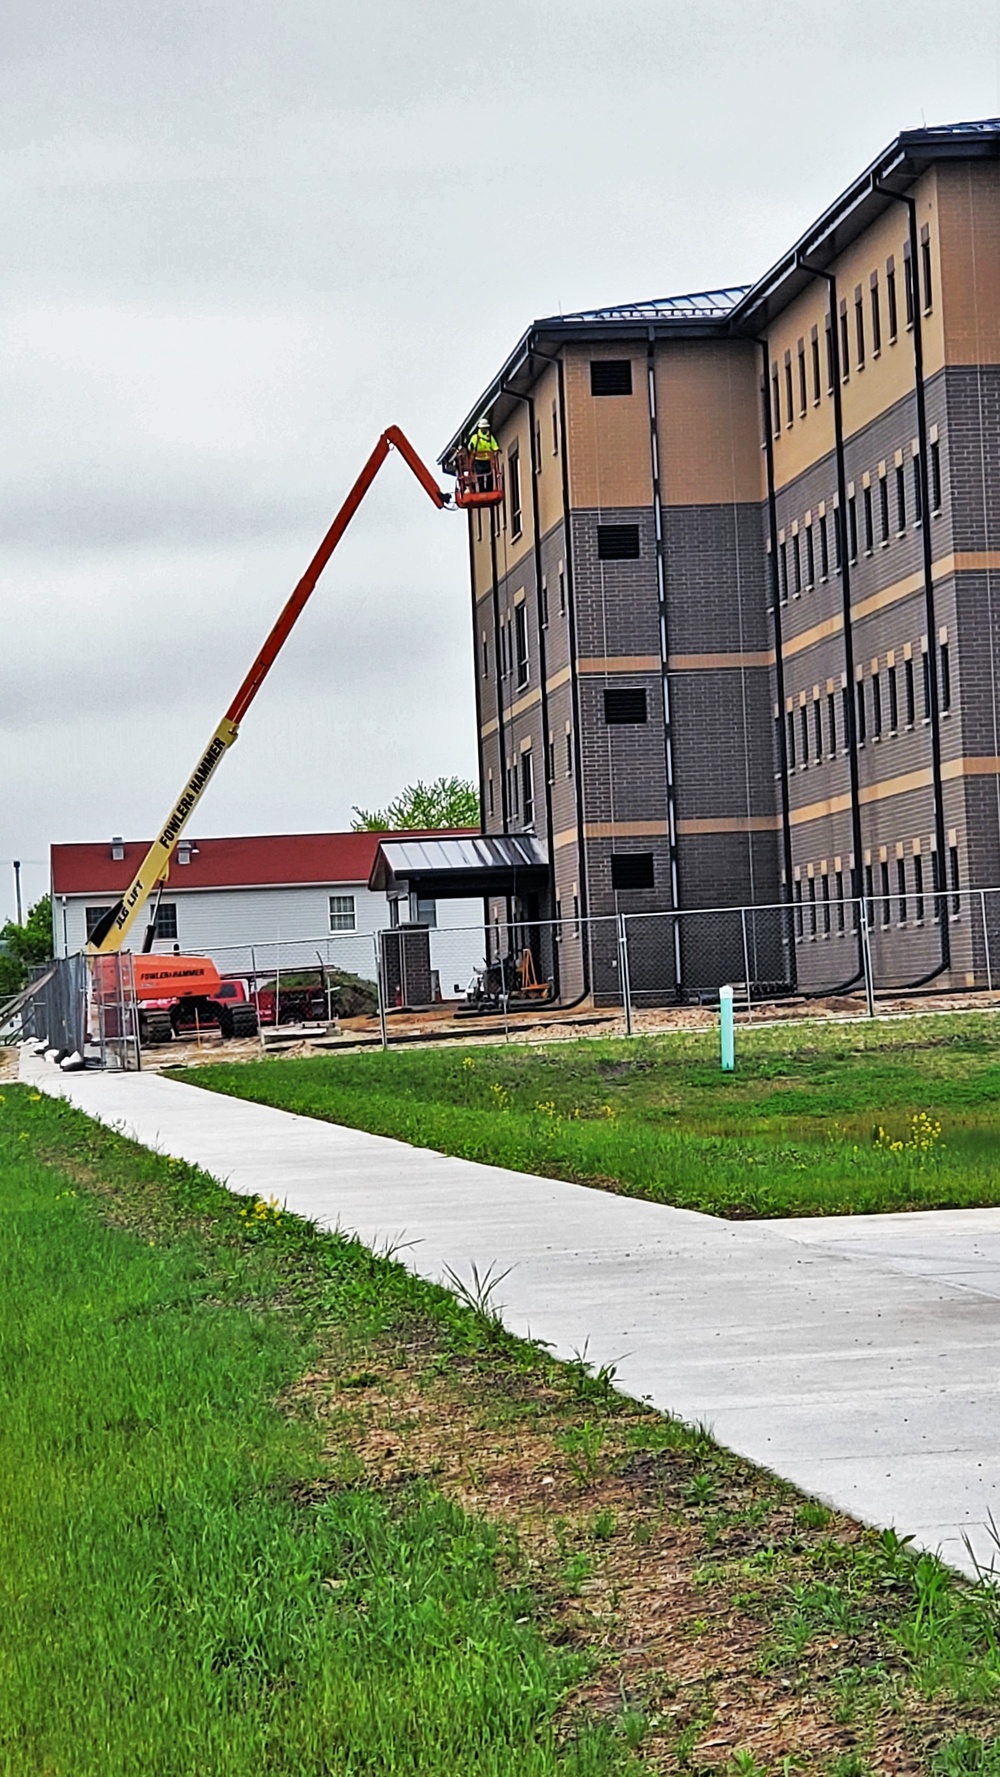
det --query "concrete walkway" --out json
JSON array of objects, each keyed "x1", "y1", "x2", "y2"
[{"x1": 22, "y1": 1052, "x2": 1000, "y2": 1579}]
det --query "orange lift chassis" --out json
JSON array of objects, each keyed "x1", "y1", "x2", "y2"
[{"x1": 87, "y1": 428, "x2": 450, "y2": 955}]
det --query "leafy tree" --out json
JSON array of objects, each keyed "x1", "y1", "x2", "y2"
[
  {"x1": 351, "y1": 777, "x2": 480, "y2": 832},
  {"x1": 0, "y1": 894, "x2": 53, "y2": 998}
]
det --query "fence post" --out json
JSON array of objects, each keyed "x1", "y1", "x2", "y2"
[
  {"x1": 859, "y1": 896, "x2": 876, "y2": 1017},
  {"x1": 740, "y1": 906, "x2": 752, "y2": 1016},
  {"x1": 981, "y1": 889, "x2": 993, "y2": 994},
  {"x1": 617, "y1": 912, "x2": 633, "y2": 1038},
  {"x1": 373, "y1": 934, "x2": 388, "y2": 1051},
  {"x1": 719, "y1": 985, "x2": 735, "y2": 1071}
]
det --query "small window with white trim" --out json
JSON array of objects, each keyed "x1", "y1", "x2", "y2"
[{"x1": 329, "y1": 894, "x2": 356, "y2": 931}]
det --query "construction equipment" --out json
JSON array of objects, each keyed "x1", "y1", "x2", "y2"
[
  {"x1": 87, "y1": 428, "x2": 449, "y2": 958},
  {"x1": 450, "y1": 443, "x2": 504, "y2": 509},
  {"x1": 127, "y1": 955, "x2": 259, "y2": 1045},
  {"x1": 464, "y1": 947, "x2": 551, "y2": 1013}
]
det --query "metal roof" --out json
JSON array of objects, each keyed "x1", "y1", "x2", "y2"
[
  {"x1": 369, "y1": 833, "x2": 548, "y2": 895},
  {"x1": 539, "y1": 287, "x2": 749, "y2": 325}
]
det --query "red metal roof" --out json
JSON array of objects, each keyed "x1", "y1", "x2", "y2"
[{"x1": 50, "y1": 830, "x2": 476, "y2": 896}]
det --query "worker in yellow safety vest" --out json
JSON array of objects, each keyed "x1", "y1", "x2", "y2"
[{"x1": 468, "y1": 417, "x2": 499, "y2": 492}]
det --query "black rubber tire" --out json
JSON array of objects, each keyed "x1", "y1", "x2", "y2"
[
  {"x1": 229, "y1": 1004, "x2": 259, "y2": 1038},
  {"x1": 140, "y1": 1011, "x2": 173, "y2": 1046}
]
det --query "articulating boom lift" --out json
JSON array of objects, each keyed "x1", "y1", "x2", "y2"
[{"x1": 87, "y1": 428, "x2": 449, "y2": 962}]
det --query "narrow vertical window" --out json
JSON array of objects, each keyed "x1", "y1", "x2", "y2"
[
  {"x1": 786, "y1": 709, "x2": 796, "y2": 769},
  {"x1": 856, "y1": 677, "x2": 867, "y2": 744},
  {"x1": 811, "y1": 327, "x2": 821, "y2": 402},
  {"x1": 827, "y1": 689, "x2": 837, "y2": 754},
  {"x1": 481, "y1": 631, "x2": 489, "y2": 677},
  {"x1": 813, "y1": 699, "x2": 823, "y2": 762},
  {"x1": 950, "y1": 842, "x2": 960, "y2": 915},
  {"x1": 825, "y1": 315, "x2": 835, "y2": 391},
  {"x1": 771, "y1": 363, "x2": 781, "y2": 435},
  {"x1": 888, "y1": 663, "x2": 898, "y2": 731},
  {"x1": 854, "y1": 285, "x2": 865, "y2": 367},
  {"x1": 865, "y1": 861, "x2": 875, "y2": 928},
  {"x1": 931, "y1": 849, "x2": 942, "y2": 919},
  {"x1": 895, "y1": 464, "x2": 906, "y2": 531},
  {"x1": 521, "y1": 750, "x2": 534, "y2": 826},
  {"x1": 784, "y1": 352, "x2": 794, "y2": 425},
  {"x1": 805, "y1": 523, "x2": 815, "y2": 588},
  {"x1": 940, "y1": 640, "x2": 951, "y2": 712},
  {"x1": 539, "y1": 577, "x2": 548, "y2": 628},
  {"x1": 905, "y1": 657, "x2": 915, "y2": 726},
  {"x1": 794, "y1": 879, "x2": 804, "y2": 940},
  {"x1": 921, "y1": 224, "x2": 933, "y2": 311},
  {"x1": 779, "y1": 540, "x2": 788, "y2": 601},
  {"x1": 930, "y1": 439, "x2": 942, "y2": 511},
  {"x1": 792, "y1": 531, "x2": 801, "y2": 595},
  {"x1": 834, "y1": 507, "x2": 843, "y2": 571},
  {"x1": 509, "y1": 449, "x2": 522, "y2": 538},
  {"x1": 839, "y1": 301, "x2": 850, "y2": 378},
  {"x1": 912, "y1": 454, "x2": 923, "y2": 523},
  {"x1": 836, "y1": 868, "x2": 846, "y2": 931},
  {"x1": 800, "y1": 704, "x2": 809, "y2": 764},
  {"x1": 822, "y1": 871, "x2": 831, "y2": 935},
  {"x1": 914, "y1": 851, "x2": 925, "y2": 921},
  {"x1": 879, "y1": 474, "x2": 890, "y2": 542},
  {"x1": 487, "y1": 773, "x2": 494, "y2": 816},
  {"x1": 887, "y1": 257, "x2": 898, "y2": 340},
  {"x1": 896, "y1": 856, "x2": 907, "y2": 922},
  {"x1": 546, "y1": 733, "x2": 555, "y2": 783},
  {"x1": 870, "y1": 271, "x2": 882, "y2": 353},
  {"x1": 880, "y1": 859, "x2": 891, "y2": 927},
  {"x1": 819, "y1": 512, "x2": 829, "y2": 577},
  {"x1": 903, "y1": 241, "x2": 915, "y2": 327},
  {"x1": 841, "y1": 684, "x2": 851, "y2": 749},
  {"x1": 847, "y1": 495, "x2": 858, "y2": 562},
  {"x1": 863, "y1": 484, "x2": 874, "y2": 552},
  {"x1": 558, "y1": 565, "x2": 566, "y2": 614},
  {"x1": 872, "y1": 669, "x2": 882, "y2": 739},
  {"x1": 774, "y1": 710, "x2": 782, "y2": 773},
  {"x1": 514, "y1": 601, "x2": 529, "y2": 688},
  {"x1": 798, "y1": 340, "x2": 807, "y2": 414},
  {"x1": 565, "y1": 728, "x2": 573, "y2": 775},
  {"x1": 922, "y1": 649, "x2": 931, "y2": 720},
  {"x1": 808, "y1": 876, "x2": 817, "y2": 937}
]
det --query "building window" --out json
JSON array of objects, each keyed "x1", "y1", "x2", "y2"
[
  {"x1": 565, "y1": 728, "x2": 573, "y2": 775},
  {"x1": 813, "y1": 699, "x2": 823, "y2": 762},
  {"x1": 808, "y1": 875, "x2": 817, "y2": 938},
  {"x1": 546, "y1": 733, "x2": 555, "y2": 783},
  {"x1": 509, "y1": 450, "x2": 522, "y2": 538},
  {"x1": 839, "y1": 301, "x2": 850, "y2": 378},
  {"x1": 481, "y1": 630, "x2": 489, "y2": 677},
  {"x1": 784, "y1": 352, "x2": 794, "y2": 424},
  {"x1": 827, "y1": 689, "x2": 837, "y2": 754},
  {"x1": 811, "y1": 327, "x2": 822, "y2": 403},
  {"x1": 856, "y1": 677, "x2": 867, "y2": 744},
  {"x1": 558, "y1": 565, "x2": 566, "y2": 614},
  {"x1": 800, "y1": 704, "x2": 809, "y2": 766},
  {"x1": 85, "y1": 906, "x2": 113, "y2": 939},
  {"x1": 914, "y1": 852, "x2": 925, "y2": 921},
  {"x1": 905, "y1": 656, "x2": 915, "y2": 726},
  {"x1": 792, "y1": 531, "x2": 801, "y2": 595},
  {"x1": 912, "y1": 454, "x2": 923, "y2": 524},
  {"x1": 921, "y1": 224, "x2": 933, "y2": 311},
  {"x1": 805, "y1": 523, "x2": 815, "y2": 588},
  {"x1": 152, "y1": 902, "x2": 178, "y2": 940},
  {"x1": 611, "y1": 852, "x2": 654, "y2": 891},
  {"x1": 836, "y1": 868, "x2": 846, "y2": 931},
  {"x1": 930, "y1": 439, "x2": 942, "y2": 511},
  {"x1": 514, "y1": 602, "x2": 529, "y2": 688},
  {"x1": 773, "y1": 709, "x2": 782, "y2": 773},
  {"x1": 819, "y1": 512, "x2": 829, "y2": 578},
  {"x1": 590, "y1": 359, "x2": 632, "y2": 396},
  {"x1": 895, "y1": 464, "x2": 906, "y2": 531},
  {"x1": 572, "y1": 892, "x2": 580, "y2": 937},
  {"x1": 521, "y1": 751, "x2": 534, "y2": 826},
  {"x1": 834, "y1": 507, "x2": 843, "y2": 571},
  {"x1": 794, "y1": 878, "x2": 803, "y2": 940},
  {"x1": 931, "y1": 849, "x2": 942, "y2": 920},
  {"x1": 903, "y1": 241, "x2": 915, "y2": 327},
  {"x1": 786, "y1": 709, "x2": 796, "y2": 770},
  {"x1": 329, "y1": 894, "x2": 356, "y2": 931},
  {"x1": 897, "y1": 856, "x2": 907, "y2": 923},
  {"x1": 604, "y1": 687, "x2": 647, "y2": 724},
  {"x1": 855, "y1": 286, "x2": 865, "y2": 367},
  {"x1": 779, "y1": 539, "x2": 788, "y2": 602},
  {"x1": 888, "y1": 663, "x2": 899, "y2": 731},
  {"x1": 415, "y1": 896, "x2": 437, "y2": 928},
  {"x1": 870, "y1": 271, "x2": 882, "y2": 353},
  {"x1": 596, "y1": 524, "x2": 640, "y2": 560},
  {"x1": 887, "y1": 257, "x2": 898, "y2": 340},
  {"x1": 940, "y1": 640, "x2": 951, "y2": 712},
  {"x1": 847, "y1": 495, "x2": 858, "y2": 562},
  {"x1": 863, "y1": 484, "x2": 874, "y2": 553},
  {"x1": 879, "y1": 474, "x2": 890, "y2": 543},
  {"x1": 539, "y1": 577, "x2": 548, "y2": 628},
  {"x1": 922, "y1": 649, "x2": 932, "y2": 720},
  {"x1": 872, "y1": 670, "x2": 882, "y2": 739},
  {"x1": 950, "y1": 842, "x2": 960, "y2": 915},
  {"x1": 880, "y1": 859, "x2": 891, "y2": 927},
  {"x1": 487, "y1": 773, "x2": 494, "y2": 816},
  {"x1": 798, "y1": 339, "x2": 807, "y2": 414},
  {"x1": 825, "y1": 314, "x2": 835, "y2": 392},
  {"x1": 841, "y1": 683, "x2": 851, "y2": 748},
  {"x1": 771, "y1": 362, "x2": 781, "y2": 433},
  {"x1": 865, "y1": 861, "x2": 875, "y2": 929},
  {"x1": 822, "y1": 871, "x2": 831, "y2": 936}
]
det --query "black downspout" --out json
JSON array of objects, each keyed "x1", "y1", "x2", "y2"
[
  {"x1": 758, "y1": 340, "x2": 798, "y2": 987},
  {"x1": 874, "y1": 179, "x2": 951, "y2": 976},
  {"x1": 646, "y1": 329, "x2": 683, "y2": 995},
  {"x1": 498, "y1": 377, "x2": 560, "y2": 999},
  {"x1": 488, "y1": 510, "x2": 508, "y2": 829},
  {"x1": 527, "y1": 344, "x2": 591, "y2": 997},
  {"x1": 795, "y1": 258, "x2": 867, "y2": 988},
  {"x1": 466, "y1": 508, "x2": 487, "y2": 834}
]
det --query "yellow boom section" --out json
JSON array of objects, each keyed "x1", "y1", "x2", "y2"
[{"x1": 86, "y1": 719, "x2": 238, "y2": 954}]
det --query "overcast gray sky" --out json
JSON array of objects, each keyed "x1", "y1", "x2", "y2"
[{"x1": 1, "y1": 0, "x2": 998, "y2": 919}]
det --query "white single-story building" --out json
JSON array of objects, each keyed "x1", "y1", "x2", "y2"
[{"x1": 50, "y1": 830, "x2": 489, "y2": 996}]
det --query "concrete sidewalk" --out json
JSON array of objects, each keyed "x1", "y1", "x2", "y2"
[{"x1": 22, "y1": 1052, "x2": 1000, "y2": 1578}]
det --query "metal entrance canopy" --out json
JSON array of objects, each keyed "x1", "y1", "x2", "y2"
[{"x1": 369, "y1": 834, "x2": 548, "y2": 901}]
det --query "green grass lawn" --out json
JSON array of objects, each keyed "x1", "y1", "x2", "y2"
[
  {"x1": 178, "y1": 1012, "x2": 1000, "y2": 1219},
  {"x1": 0, "y1": 1086, "x2": 636, "y2": 1777}
]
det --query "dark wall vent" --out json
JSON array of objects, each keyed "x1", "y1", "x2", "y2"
[
  {"x1": 603, "y1": 687, "x2": 648, "y2": 724},
  {"x1": 590, "y1": 359, "x2": 633, "y2": 396},
  {"x1": 597, "y1": 524, "x2": 640, "y2": 560},
  {"x1": 611, "y1": 852, "x2": 655, "y2": 890}
]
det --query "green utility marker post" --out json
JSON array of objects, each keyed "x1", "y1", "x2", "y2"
[{"x1": 719, "y1": 984, "x2": 735, "y2": 1072}]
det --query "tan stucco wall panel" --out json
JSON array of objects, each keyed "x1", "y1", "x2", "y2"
[
  {"x1": 564, "y1": 345, "x2": 653, "y2": 509},
  {"x1": 656, "y1": 339, "x2": 764, "y2": 505}
]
